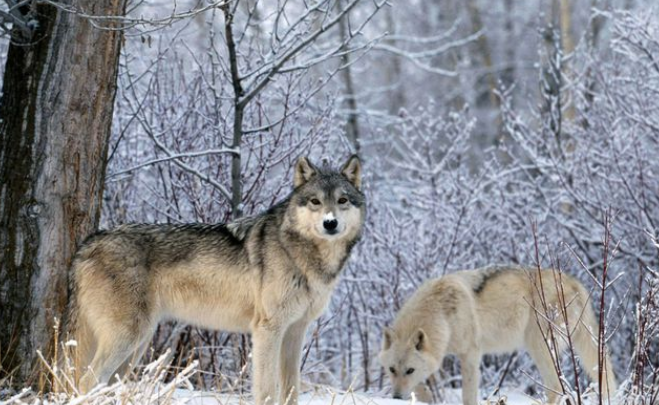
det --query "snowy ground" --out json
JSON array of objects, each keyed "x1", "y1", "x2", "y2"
[
  {"x1": 0, "y1": 353, "x2": 547, "y2": 405},
  {"x1": 173, "y1": 388, "x2": 537, "y2": 405},
  {"x1": 0, "y1": 382, "x2": 587, "y2": 405}
]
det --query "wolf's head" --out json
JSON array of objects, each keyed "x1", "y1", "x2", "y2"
[
  {"x1": 286, "y1": 155, "x2": 365, "y2": 242},
  {"x1": 379, "y1": 328, "x2": 439, "y2": 400}
]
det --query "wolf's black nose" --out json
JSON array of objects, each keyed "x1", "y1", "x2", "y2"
[
  {"x1": 393, "y1": 393, "x2": 402, "y2": 400},
  {"x1": 323, "y1": 219, "x2": 338, "y2": 231}
]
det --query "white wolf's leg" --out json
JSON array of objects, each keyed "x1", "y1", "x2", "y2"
[
  {"x1": 525, "y1": 334, "x2": 562, "y2": 404},
  {"x1": 459, "y1": 352, "x2": 481, "y2": 405},
  {"x1": 413, "y1": 383, "x2": 433, "y2": 404},
  {"x1": 279, "y1": 320, "x2": 309, "y2": 405},
  {"x1": 79, "y1": 332, "x2": 138, "y2": 393},
  {"x1": 572, "y1": 307, "x2": 617, "y2": 401},
  {"x1": 252, "y1": 322, "x2": 285, "y2": 405}
]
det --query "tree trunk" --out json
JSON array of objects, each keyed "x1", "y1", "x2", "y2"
[
  {"x1": 338, "y1": 3, "x2": 360, "y2": 153},
  {"x1": 559, "y1": 0, "x2": 575, "y2": 123},
  {"x1": 222, "y1": 4, "x2": 245, "y2": 219},
  {"x1": 466, "y1": 0, "x2": 498, "y2": 110},
  {"x1": 502, "y1": 0, "x2": 515, "y2": 93},
  {"x1": 384, "y1": 6, "x2": 405, "y2": 116},
  {"x1": 0, "y1": 0, "x2": 127, "y2": 385}
]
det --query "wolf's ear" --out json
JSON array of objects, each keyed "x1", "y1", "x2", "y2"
[
  {"x1": 382, "y1": 327, "x2": 394, "y2": 350},
  {"x1": 341, "y1": 155, "x2": 361, "y2": 190},
  {"x1": 412, "y1": 329, "x2": 428, "y2": 352},
  {"x1": 294, "y1": 157, "x2": 317, "y2": 188}
]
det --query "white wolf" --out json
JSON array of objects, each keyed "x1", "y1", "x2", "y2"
[
  {"x1": 66, "y1": 156, "x2": 365, "y2": 405},
  {"x1": 379, "y1": 266, "x2": 617, "y2": 404}
]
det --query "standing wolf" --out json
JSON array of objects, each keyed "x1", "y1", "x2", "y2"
[
  {"x1": 66, "y1": 156, "x2": 365, "y2": 404},
  {"x1": 379, "y1": 266, "x2": 617, "y2": 404}
]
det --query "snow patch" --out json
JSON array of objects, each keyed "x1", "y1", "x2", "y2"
[{"x1": 171, "y1": 388, "x2": 537, "y2": 405}]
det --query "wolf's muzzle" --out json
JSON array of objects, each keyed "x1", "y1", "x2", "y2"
[{"x1": 323, "y1": 219, "x2": 338, "y2": 232}]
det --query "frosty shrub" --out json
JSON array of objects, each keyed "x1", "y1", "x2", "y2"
[{"x1": 99, "y1": 5, "x2": 658, "y2": 402}]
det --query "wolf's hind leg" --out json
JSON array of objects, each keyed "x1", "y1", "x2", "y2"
[
  {"x1": 525, "y1": 331, "x2": 563, "y2": 404},
  {"x1": 68, "y1": 315, "x2": 97, "y2": 388},
  {"x1": 572, "y1": 301, "x2": 617, "y2": 401},
  {"x1": 79, "y1": 331, "x2": 139, "y2": 393},
  {"x1": 459, "y1": 352, "x2": 481, "y2": 405},
  {"x1": 114, "y1": 338, "x2": 152, "y2": 382}
]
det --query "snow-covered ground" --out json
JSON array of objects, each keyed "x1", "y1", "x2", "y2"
[
  {"x1": 1, "y1": 384, "x2": 538, "y2": 405},
  {"x1": 173, "y1": 388, "x2": 536, "y2": 405},
  {"x1": 0, "y1": 353, "x2": 595, "y2": 405}
]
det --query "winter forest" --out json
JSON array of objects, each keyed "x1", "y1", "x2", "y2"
[{"x1": 0, "y1": 0, "x2": 658, "y2": 404}]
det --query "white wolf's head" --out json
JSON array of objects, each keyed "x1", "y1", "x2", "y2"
[
  {"x1": 379, "y1": 328, "x2": 439, "y2": 400},
  {"x1": 287, "y1": 155, "x2": 365, "y2": 242}
]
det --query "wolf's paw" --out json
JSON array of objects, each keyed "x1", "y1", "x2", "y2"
[{"x1": 484, "y1": 395, "x2": 507, "y2": 405}]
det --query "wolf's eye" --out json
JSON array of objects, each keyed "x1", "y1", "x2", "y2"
[
  {"x1": 406, "y1": 368, "x2": 415, "y2": 375},
  {"x1": 338, "y1": 197, "x2": 348, "y2": 204},
  {"x1": 310, "y1": 198, "x2": 321, "y2": 205},
  {"x1": 389, "y1": 366, "x2": 396, "y2": 375}
]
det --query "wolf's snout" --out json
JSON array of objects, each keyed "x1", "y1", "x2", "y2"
[
  {"x1": 392, "y1": 393, "x2": 403, "y2": 400},
  {"x1": 323, "y1": 219, "x2": 338, "y2": 231}
]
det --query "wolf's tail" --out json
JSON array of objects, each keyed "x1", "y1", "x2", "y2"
[{"x1": 573, "y1": 282, "x2": 617, "y2": 401}]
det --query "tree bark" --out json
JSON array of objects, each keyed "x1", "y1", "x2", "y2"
[
  {"x1": 502, "y1": 0, "x2": 515, "y2": 92},
  {"x1": 466, "y1": 0, "x2": 498, "y2": 110},
  {"x1": 559, "y1": 0, "x2": 575, "y2": 123},
  {"x1": 384, "y1": 6, "x2": 405, "y2": 116},
  {"x1": 222, "y1": 4, "x2": 245, "y2": 219},
  {"x1": 338, "y1": 3, "x2": 360, "y2": 153},
  {"x1": 0, "y1": 0, "x2": 127, "y2": 384}
]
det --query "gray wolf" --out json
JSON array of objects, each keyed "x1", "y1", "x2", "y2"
[
  {"x1": 66, "y1": 155, "x2": 365, "y2": 404},
  {"x1": 379, "y1": 265, "x2": 617, "y2": 405}
]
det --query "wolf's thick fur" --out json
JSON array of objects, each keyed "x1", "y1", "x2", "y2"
[
  {"x1": 67, "y1": 156, "x2": 365, "y2": 404},
  {"x1": 379, "y1": 266, "x2": 617, "y2": 405}
]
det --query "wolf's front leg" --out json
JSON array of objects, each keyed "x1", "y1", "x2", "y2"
[
  {"x1": 279, "y1": 320, "x2": 310, "y2": 405},
  {"x1": 252, "y1": 324, "x2": 285, "y2": 405},
  {"x1": 459, "y1": 352, "x2": 481, "y2": 405},
  {"x1": 413, "y1": 383, "x2": 433, "y2": 403}
]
